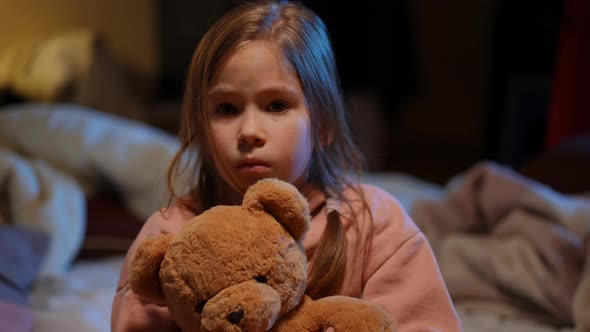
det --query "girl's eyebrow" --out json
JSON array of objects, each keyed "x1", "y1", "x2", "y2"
[
  {"x1": 258, "y1": 86, "x2": 300, "y2": 99},
  {"x1": 208, "y1": 86, "x2": 300, "y2": 99},
  {"x1": 208, "y1": 87, "x2": 237, "y2": 98}
]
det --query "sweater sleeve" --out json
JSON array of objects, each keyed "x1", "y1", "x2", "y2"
[
  {"x1": 111, "y1": 206, "x2": 194, "y2": 332},
  {"x1": 359, "y1": 186, "x2": 463, "y2": 332},
  {"x1": 362, "y1": 232, "x2": 463, "y2": 331}
]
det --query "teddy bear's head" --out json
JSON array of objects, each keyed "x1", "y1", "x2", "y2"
[{"x1": 129, "y1": 178, "x2": 311, "y2": 332}]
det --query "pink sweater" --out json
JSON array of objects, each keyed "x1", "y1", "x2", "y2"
[{"x1": 111, "y1": 184, "x2": 462, "y2": 331}]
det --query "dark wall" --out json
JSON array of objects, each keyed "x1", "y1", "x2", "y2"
[
  {"x1": 300, "y1": 1, "x2": 416, "y2": 112},
  {"x1": 486, "y1": 0, "x2": 563, "y2": 167}
]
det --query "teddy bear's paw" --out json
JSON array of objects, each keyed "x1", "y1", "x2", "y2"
[
  {"x1": 310, "y1": 296, "x2": 397, "y2": 332},
  {"x1": 200, "y1": 280, "x2": 282, "y2": 332}
]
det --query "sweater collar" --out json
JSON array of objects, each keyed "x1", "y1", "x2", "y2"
[{"x1": 300, "y1": 183, "x2": 327, "y2": 217}]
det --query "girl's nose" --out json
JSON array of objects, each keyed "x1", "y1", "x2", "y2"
[{"x1": 238, "y1": 109, "x2": 266, "y2": 148}]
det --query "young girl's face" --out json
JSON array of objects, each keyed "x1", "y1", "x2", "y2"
[{"x1": 207, "y1": 41, "x2": 313, "y2": 196}]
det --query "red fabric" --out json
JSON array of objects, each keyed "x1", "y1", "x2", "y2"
[
  {"x1": 546, "y1": 0, "x2": 590, "y2": 148},
  {"x1": 77, "y1": 194, "x2": 144, "y2": 259}
]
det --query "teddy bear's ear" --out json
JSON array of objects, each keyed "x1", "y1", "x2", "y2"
[
  {"x1": 243, "y1": 178, "x2": 311, "y2": 241},
  {"x1": 128, "y1": 234, "x2": 174, "y2": 304}
]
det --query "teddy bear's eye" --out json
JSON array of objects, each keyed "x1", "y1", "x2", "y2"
[
  {"x1": 254, "y1": 275, "x2": 268, "y2": 283},
  {"x1": 195, "y1": 300, "x2": 207, "y2": 314}
]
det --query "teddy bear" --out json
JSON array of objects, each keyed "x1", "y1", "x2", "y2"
[{"x1": 128, "y1": 178, "x2": 396, "y2": 332}]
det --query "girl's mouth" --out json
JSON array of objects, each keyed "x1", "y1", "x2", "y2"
[{"x1": 238, "y1": 159, "x2": 271, "y2": 173}]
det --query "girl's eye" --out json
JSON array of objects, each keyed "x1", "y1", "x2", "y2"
[
  {"x1": 216, "y1": 103, "x2": 239, "y2": 115},
  {"x1": 267, "y1": 100, "x2": 289, "y2": 113}
]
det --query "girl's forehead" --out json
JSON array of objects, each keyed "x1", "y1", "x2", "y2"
[
  {"x1": 209, "y1": 41, "x2": 302, "y2": 97},
  {"x1": 213, "y1": 41, "x2": 295, "y2": 81}
]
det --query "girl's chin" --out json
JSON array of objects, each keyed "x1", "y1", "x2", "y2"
[
  {"x1": 240, "y1": 175, "x2": 273, "y2": 188},
  {"x1": 229, "y1": 176, "x2": 270, "y2": 193}
]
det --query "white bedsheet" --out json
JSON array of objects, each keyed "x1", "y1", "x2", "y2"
[{"x1": 30, "y1": 256, "x2": 124, "y2": 332}]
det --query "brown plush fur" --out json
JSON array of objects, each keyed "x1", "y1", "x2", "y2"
[{"x1": 129, "y1": 178, "x2": 395, "y2": 332}]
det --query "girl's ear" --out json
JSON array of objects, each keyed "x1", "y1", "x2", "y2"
[
  {"x1": 128, "y1": 234, "x2": 174, "y2": 304},
  {"x1": 243, "y1": 178, "x2": 311, "y2": 242}
]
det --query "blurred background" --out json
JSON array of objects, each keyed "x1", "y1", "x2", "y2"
[{"x1": 0, "y1": 0, "x2": 588, "y2": 190}]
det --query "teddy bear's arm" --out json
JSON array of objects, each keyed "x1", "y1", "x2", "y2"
[
  {"x1": 273, "y1": 295, "x2": 396, "y2": 332},
  {"x1": 128, "y1": 234, "x2": 174, "y2": 304}
]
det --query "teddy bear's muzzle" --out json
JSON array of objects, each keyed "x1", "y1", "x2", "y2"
[{"x1": 200, "y1": 280, "x2": 282, "y2": 332}]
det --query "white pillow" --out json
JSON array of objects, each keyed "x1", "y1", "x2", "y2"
[{"x1": 0, "y1": 103, "x2": 182, "y2": 219}]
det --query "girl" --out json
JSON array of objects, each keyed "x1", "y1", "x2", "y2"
[{"x1": 111, "y1": 1, "x2": 462, "y2": 331}]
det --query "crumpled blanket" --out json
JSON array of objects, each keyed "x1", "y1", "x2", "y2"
[
  {"x1": 411, "y1": 162, "x2": 590, "y2": 330},
  {"x1": 0, "y1": 147, "x2": 85, "y2": 278},
  {"x1": 0, "y1": 103, "x2": 181, "y2": 278}
]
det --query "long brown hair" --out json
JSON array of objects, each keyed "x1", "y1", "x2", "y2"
[{"x1": 167, "y1": 0, "x2": 368, "y2": 299}]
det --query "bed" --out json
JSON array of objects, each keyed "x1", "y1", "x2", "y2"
[{"x1": 0, "y1": 103, "x2": 587, "y2": 332}]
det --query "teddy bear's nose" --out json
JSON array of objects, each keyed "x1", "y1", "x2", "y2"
[{"x1": 227, "y1": 309, "x2": 244, "y2": 325}]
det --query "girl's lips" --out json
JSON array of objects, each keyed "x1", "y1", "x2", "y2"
[
  {"x1": 238, "y1": 159, "x2": 271, "y2": 173},
  {"x1": 239, "y1": 164, "x2": 270, "y2": 172},
  {"x1": 238, "y1": 159, "x2": 270, "y2": 168}
]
